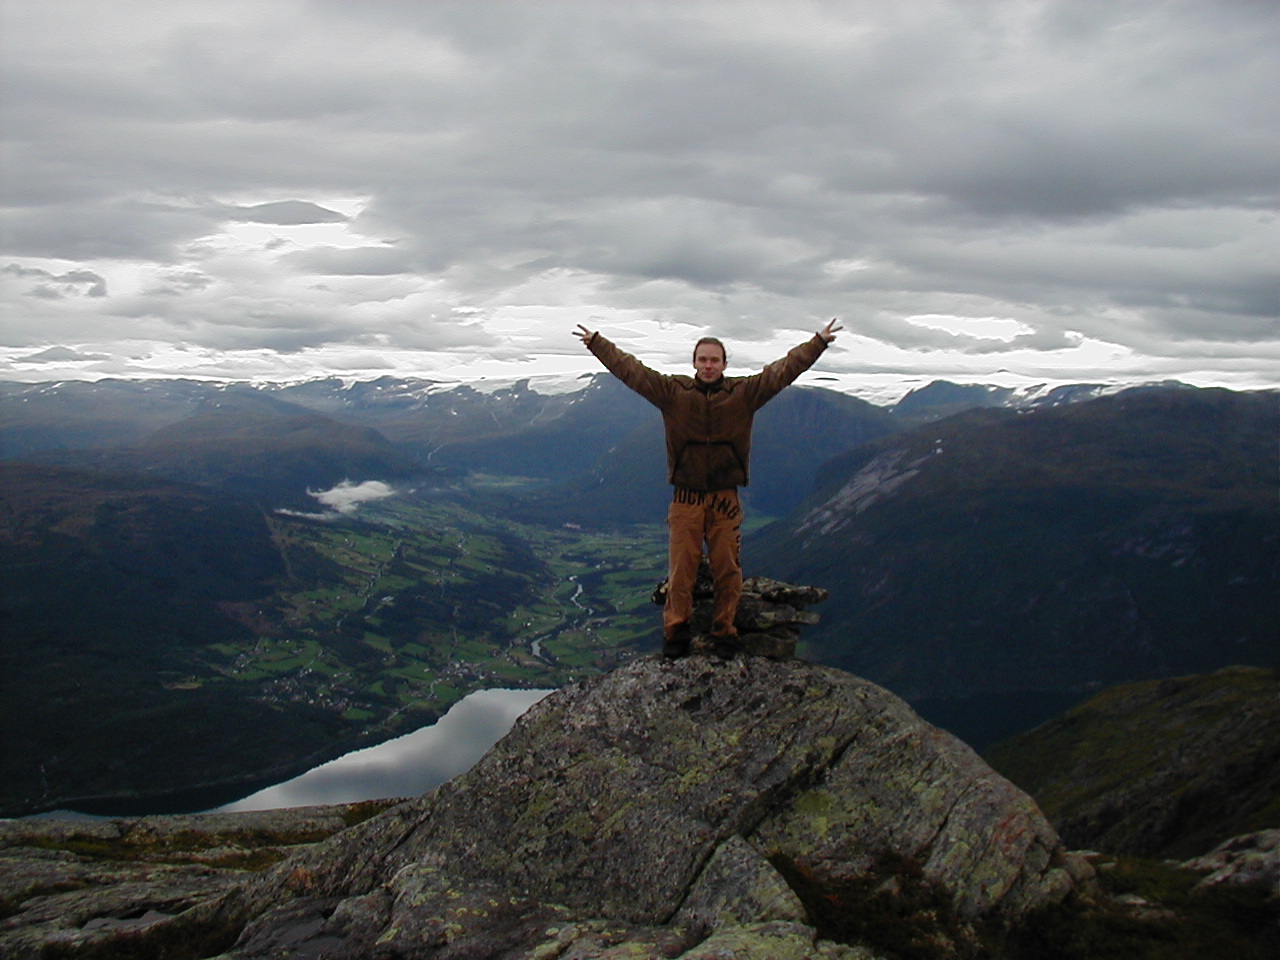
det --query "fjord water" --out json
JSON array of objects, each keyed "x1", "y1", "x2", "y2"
[
  {"x1": 24, "y1": 687, "x2": 554, "y2": 819},
  {"x1": 214, "y1": 687, "x2": 554, "y2": 812}
]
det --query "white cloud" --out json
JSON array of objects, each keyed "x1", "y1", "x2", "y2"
[
  {"x1": 276, "y1": 479, "x2": 398, "y2": 519},
  {"x1": 310, "y1": 479, "x2": 397, "y2": 514}
]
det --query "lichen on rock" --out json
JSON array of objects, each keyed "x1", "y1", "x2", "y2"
[
  {"x1": 213, "y1": 656, "x2": 1092, "y2": 957},
  {"x1": 2, "y1": 581, "x2": 1097, "y2": 959}
]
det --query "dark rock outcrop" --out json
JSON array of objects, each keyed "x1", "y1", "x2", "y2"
[
  {"x1": 212, "y1": 656, "x2": 1092, "y2": 958},
  {"x1": 653, "y1": 564, "x2": 829, "y2": 659},
  {"x1": 1183, "y1": 830, "x2": 1280, "y2": 895}
]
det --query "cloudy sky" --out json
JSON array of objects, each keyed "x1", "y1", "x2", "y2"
[{"x1": 1, "y1": 0, "x2": 1276, "y2": 402}]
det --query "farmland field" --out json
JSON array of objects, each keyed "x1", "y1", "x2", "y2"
[{"x1": 218, "y1": 490, "x2": 668, "y2": 738}]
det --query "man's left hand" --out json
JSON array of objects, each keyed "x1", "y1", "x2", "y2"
[{"x1": 819, "y1": 318, "x2": 843, "y2": 343}]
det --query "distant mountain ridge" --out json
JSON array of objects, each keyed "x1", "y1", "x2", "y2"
[
  {"x1": 0, "y1": 371, "x2": 1150, "y2": 516},
  {"x1": 0, "y1": 371, "x2": 1173, "y2": 462},
  {"x1": 0, "y1": 378, "x2": 210, "y2": 458},
  {"x1": 887, "y1": 378, "x2": 1163, "y2": 426},
  {"x1": 750, "y1": 386, "x2": 1279, "y2": 713},
  {"x1": 2, "y1": 374, "x2": 900, "y2": 521},
  {"x1": 34, "y1": 388, "x2": 426, "y2": 509}
]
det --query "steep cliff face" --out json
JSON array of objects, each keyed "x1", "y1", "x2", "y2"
[{"x1": 217, "y1": 657, "x2": 1091, "y2": 958}]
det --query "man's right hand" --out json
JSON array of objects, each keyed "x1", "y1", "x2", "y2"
[{"x1": 574, "y1": 324, "x2": 596, "y2": 344}]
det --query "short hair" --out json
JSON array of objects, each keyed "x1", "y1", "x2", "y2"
[{"x1": 692, "y1": 336, "x2": 727, "y2": 364}]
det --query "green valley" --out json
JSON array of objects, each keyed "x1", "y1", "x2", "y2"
[
  {"x1": 224, "y1": 493, "x2": 666, "y2": 728},
  {"x1": 0, "y1": 471, "x2": 667, "y2": 816}
]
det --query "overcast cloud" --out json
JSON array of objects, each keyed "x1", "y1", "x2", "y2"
[{"x1": 1, "y1": 0, "x2": 1275, "y2": 401}]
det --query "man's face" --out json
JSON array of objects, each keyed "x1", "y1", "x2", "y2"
[{"x1": 693, "y1": 343, "x2": 726, "y2": 383}]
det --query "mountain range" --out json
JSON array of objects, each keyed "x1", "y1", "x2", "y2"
[
  {"x1": 0, "y1": 374, "x2": 896, "y2": 519},
  {"x1": 1, "y1": 373, "x2": 1276, "y2": 813},
  {"x1": 0, "y1": 373, "x2": 1153, "y2": 510},
  {"x1": 751, "y1": 387, "x2": 1278, "y2": 709}
]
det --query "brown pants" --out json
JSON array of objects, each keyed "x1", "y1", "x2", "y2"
[{"x1": 665, "y1": 487, "x2": 742, "y2": 640}]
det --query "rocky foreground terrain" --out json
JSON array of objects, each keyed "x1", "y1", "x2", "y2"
[
  {"x1": 2, "y1": 581, "x2": 1276, "y2": 958},
  {"x1": 0, "y1": 802, "x2": 396, "y2": 957},
  {"x1": 4, "y1": 656, "x2": 1275, "y2": 959},
  {"x1": 4, "y1": 654, "x2": 1084, "y2": 959}
]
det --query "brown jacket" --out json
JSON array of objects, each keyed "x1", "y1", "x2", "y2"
[{"x1": 587, "y1": 333, "x2": 828, "y2": 491}]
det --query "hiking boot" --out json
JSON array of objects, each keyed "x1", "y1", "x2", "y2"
[
  {"x1": 710, "y1": 634, "x2": 740, "y2": 660},
  {"x1": 662, "y1": 639, "x2": 691, "y2": 659},
  {"x1": 663, "y1": 624, "x2": 692, "y2": 659}
]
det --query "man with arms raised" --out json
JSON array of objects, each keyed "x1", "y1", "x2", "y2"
[{"x1": 574, "y1": 319, "x2": 841, "y2": 659}]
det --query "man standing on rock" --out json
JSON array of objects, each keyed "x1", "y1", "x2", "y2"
[{"x1": 574, "y1": 319, "x2": 841, "y2": 659}]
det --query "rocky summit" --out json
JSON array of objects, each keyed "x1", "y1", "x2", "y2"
[
  {"x1": 196, "y1": 656, "x2": 1092, "y2": 959},
  {"x1": 2, "y1": 654, "x2": 1099, "y2": 959}
]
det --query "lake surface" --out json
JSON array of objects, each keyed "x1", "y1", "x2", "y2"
[{"x1": 213, "y1": 687, "x2": 553, "y2": 812}]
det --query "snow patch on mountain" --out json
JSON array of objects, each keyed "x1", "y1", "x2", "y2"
[
  {"x1": 457, "y1": 373, "x2": 598, "y2": 397},
  {"x1": 796, "y1": 448, "x2": 931, "y2": 544}
]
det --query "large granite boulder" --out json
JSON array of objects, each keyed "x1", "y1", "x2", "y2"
[{"x1": 214, "y1": 656, "x2": 1093, "y2": 958}]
